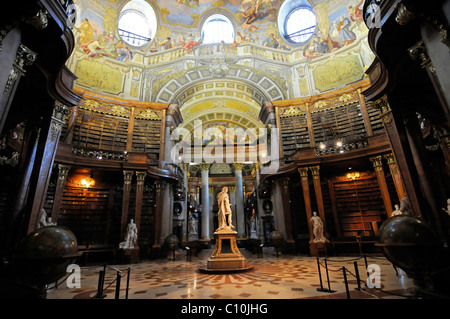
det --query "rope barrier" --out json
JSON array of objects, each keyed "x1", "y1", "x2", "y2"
[
  {"x1": 95, "y1": 264, "x2": 131, "y2": 299},
  {"x1": 315, "y1": 256, "x2": 416, "y2": 299}
]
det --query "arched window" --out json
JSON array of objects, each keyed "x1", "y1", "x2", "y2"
[
  {"x1": 284, "y1": 7, "x2": 316, "y2": 44},
  {"x1": 201, "y1": 14, "x2": 235, "y2": 44},
  {"x1": 118, "y1": 0, "x2": 157, "y2": 48},
  {"x1": 278, "y1": 0, "x2": 317, "y2": 46}
]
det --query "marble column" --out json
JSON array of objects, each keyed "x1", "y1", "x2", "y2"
[
  {"x1": 200, "y1": 162, "x2": 211, "y2": 240},
  {"x1": 160, "y1": 182, "x2": 172, "y2": 243},
  {"x1": 182, "y1": 163, "x2": 190, "y2": 242},
  {"x1": 254, "y1": 162, "x2": 264, "y2": 240},
  {"x1": 233, "y1": 162, "x2": 245, "y2": 237}
]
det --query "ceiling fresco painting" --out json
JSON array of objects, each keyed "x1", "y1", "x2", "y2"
[{"x1": 66, "y1": 0, "x2": 373, "y2": 131}]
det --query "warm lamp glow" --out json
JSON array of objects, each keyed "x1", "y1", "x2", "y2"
[
  {"x1": 346, "y1": 172, "x2": 360, "y2": 180},
  {"x1": 79, "y1": 178, "x2": 95, "y2": 188}
]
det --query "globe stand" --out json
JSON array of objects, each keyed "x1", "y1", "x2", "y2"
[{"x1": 199, "y1": 229, "x2": 253, "y2": 273}]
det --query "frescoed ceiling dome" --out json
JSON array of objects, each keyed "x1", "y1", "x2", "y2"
[{"x1": 66, "y1": 0, "x2": 373, "y2": 130}]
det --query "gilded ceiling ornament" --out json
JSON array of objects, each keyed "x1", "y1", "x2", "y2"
[
  {"x1": 136, "y1": 109, "x2": 161, "y2": 120},
  {"x1": 280, "y1": 106, "x2": 305, "y2": 118}
]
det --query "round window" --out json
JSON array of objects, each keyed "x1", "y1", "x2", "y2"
[
  {"x1": 284, "y1": 7, "x2": 316, "y2": 44},
  {"x1": 118, "y1": 0, "x2": 157, "y2": 49}
]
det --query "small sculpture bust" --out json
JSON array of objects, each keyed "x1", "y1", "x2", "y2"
[
  {"x1": 38, "y1": 208, "x2": 56, "y2": 228},
  {"x1": 311, "y1": 211, "x2": 326, "y2": 243},
  {"x1": 391, "y1": 204, "x2": 402, "y2": 217},
  {"x1": 399, "y1": 197, "x2": 412, "y2": 215},
  {"x1": 216, "y1": 186, "x2": 234, "y2": 232}
]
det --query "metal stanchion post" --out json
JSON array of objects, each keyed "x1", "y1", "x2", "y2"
[
  {"x1": 342, "y1": 267, "x2": 350, "y2": 299},
  {"x1": 364, "y1": 255, "x2": 369, "y2": 281},
  {"x1": 316, "y1": 257, "x2": 325, "y2": 292},
  {"x1": 324, "y1": 259, "x2": 336, "y2": 292},
  {"x1": 96, "y1": 265, "x2": 106, "y2": 299},
  {"x1": 125, "y1": 268, "x2": 131, "y2": 300},
  {"x1": 115, "y1": 271, "x2": 121, "y2": 300},
  {"x1": 354, "y1": 261, "x2": 361, "y2": 290}
]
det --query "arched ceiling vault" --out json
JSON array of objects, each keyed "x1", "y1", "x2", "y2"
[{"x1": 153, "y1": 64, "x2": 287, "y2": 105}]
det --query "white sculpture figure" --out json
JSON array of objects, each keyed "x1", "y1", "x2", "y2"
[
  {"x1": 250, "y1": 209, "x2": 258, "y2": 239},
  {"x1": 38, "y1": 208, "x2": 56, "y2": 228},
  {"x1": 119, "y1": 219, "x2": 138, "y2": 249},
  {"x1": 391, "y1": 204, "x2": 402, "y2": 217},
  {"x1": 188, "y1": 214, "x2": 198, "y2": 241},
  {"x1": 399, "y1": 197, "x2": 412, "y2": 215},
  {"x1": 442, "y1": 198, "x2": 450, "y2": 217},
  {"x1": 311, "y1": 211, "x2": 326, "y2": 243},
  {"x1": 216, "y1": 186, "x2": 234, "y2": 231}
]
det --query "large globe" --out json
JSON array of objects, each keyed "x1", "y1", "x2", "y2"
[
  {"x1": 13, "y1": 226, "x2": 80, "y2": 286},
  {"x1": 164, "y1": 234, "x2": 179, "y2": 251},
  {"x1": 378, "y1": 215, "x2": 444, "y2": 274},
  {"x1": 269, "y1": 230, "x2": 283, "y2": 248}
]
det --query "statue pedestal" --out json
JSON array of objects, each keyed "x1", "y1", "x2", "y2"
[
  {"x1": 199, "y1": 230, "x2": 253, "y2": 273},
  {"x1": 309, "y1": 241, "x2": 328, "y2": 257}
]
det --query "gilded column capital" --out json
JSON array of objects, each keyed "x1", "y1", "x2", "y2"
[
  {"x1": 183, "y1": 163, "x2": 190, "y2": 171},
  {"x1": 383, "y1": 153, "x2": 395, "y2": 166},
  {"x1": 370, "y1": 155, "x2": 383, "y2": 167},
  {"x1": 199, "y1": 162, "x2": 211, "y2": 172},
  {"x1": 232, "y1": 162, "x2": 244, "y2": 171},
  {"x1": 136, "y1": 171, "x2": 146, "y2": 182},
  {"x1": 57, "y1": 164, "x2": 71, "y2": 180},
  {"x1": 308, "y1": 165, "x2": 320, "y2": 176}
]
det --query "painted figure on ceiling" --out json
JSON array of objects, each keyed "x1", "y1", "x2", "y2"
[{"x1": 337, "y1": 15, "x2": 357, "y2": 46}]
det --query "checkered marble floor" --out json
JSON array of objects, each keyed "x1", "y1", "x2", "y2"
[{"x1": 46, "y1": 247, "x2": 416, "y2": 300}]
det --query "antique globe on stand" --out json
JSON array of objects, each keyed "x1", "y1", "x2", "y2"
[
  {"x1": 269, "y1": 230, "x2": 283, "y2": 257},
  {"x1": 164, "y1": 234, "x2": 179, "y2": 261},
  {"x1": 378, "y1": 215, "x2": 447, "y2": 294},
  {"x1": 12, "y1": 226, "x2": 81, "y2": 290}
]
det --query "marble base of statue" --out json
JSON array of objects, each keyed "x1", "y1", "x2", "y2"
[
  {"x1": 118, "y1": 246, "x2": 140, "y2": 264},
  {"x1": 199, "y1": 228, "x2": 253, "y2": 273}
]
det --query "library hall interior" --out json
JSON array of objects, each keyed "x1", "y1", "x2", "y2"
[{"x1": 0, "y1": 0, "x2": 450, "y2": 302}]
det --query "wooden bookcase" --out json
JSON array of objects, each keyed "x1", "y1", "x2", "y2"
[
  {"x1": 312, "y1": 102, "x2": 367, "y2": 145},
  {"x1": 279, "y1": 114, "x2": 310, "y2": 157},
  {"x1": 131, "y1": 119, "x2": 161, "y2": 159},
  {"x1": 72, "y1": 109, "x2": 129, "y2": 152},
  {"x1": 367, "y1": 105, "x2": 385, "y2": 135},
  {"x1": 331, "y1": 174, "x2": 386, "y2": 237},
  {"x1": 57, "y1": 186, "x2": 112, "y2": 245}
]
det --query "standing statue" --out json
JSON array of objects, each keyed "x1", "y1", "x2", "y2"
[
  {"x1": 216, "y1": 187, "x2": 234, "y2": 231},
  {"x1": 188, "y1": 213, "x2": 198, "y2": 241},
  {"x1": 311, "y1": 211, "x2": 326, "y2": 243},
  {"x1": 442, "y1": 198, "x2": 450, "y2": 217},
  {"x1": 120, "y1": 219, "x2": 138, "y2": 249}
]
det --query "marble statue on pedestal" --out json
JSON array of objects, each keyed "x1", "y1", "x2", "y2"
[
  {"x1": 216, "y1": 187, "x2": 234, "y2": 232},
  {"x1": 311, "y1": 211, "x2": 326, "y2": 243},
  {"x1": 119, "y1": 219, "x2": 138, "y2": 249}
]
